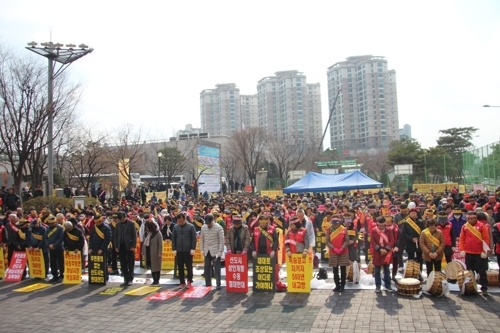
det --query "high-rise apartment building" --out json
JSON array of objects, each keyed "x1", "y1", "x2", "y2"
[
  {"x1": 327, "y1": 56, "x2": 399, "y2": 153},
  {"x1": 257, "y1": 70, "x2": 322, "y2": 144},
  {"x1": 240, "y1": 94, "x2": 258, "y2": 129},
  {"x1": 200, "y1": 83, "x2": 242, "y2": 136}
]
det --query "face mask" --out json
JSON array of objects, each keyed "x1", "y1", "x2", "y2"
[{"x1": 454, "y1": 215, "x2": 461, "y2": 219}]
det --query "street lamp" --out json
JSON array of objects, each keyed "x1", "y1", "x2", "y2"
[
  {"x1": 26, "y1": 41, "x2": 93, "y2": 196},
  {"x1": 157, "y1": 152, "x2": 163, "y2": 184}
]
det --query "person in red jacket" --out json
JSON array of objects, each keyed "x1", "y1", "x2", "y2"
[
  {"x1": 325, "y1": 214, "x2": 349, "y2": 292},
  {"x1": 371, "y1": 216, "x2": 395, "y2": 293},
  {"x1": 384, "y1": 215, "x2": 399, "y2": 281},
  {"x1": 284, "y1": 216, "x2": 309, "y2": 257},
  {"x1": 436, "y1": 211, "x2": 456, "y2": 263},
  {"x1": 459, "y1": 211, "x2": 491, "y2": 296}
]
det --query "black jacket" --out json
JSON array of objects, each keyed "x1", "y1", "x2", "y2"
[
  {"x1": 89, "y1": 224, "x2": 112, "y2": 252},
  {"x1": 172, "y1": 222, "x2": 196, "y2": 252},
  {"x1": 64, "y1": 227, "x2": 85, "y2": 251},
  {"x1": 113, "y1": 220, "x2": 137, "y2": 250}
]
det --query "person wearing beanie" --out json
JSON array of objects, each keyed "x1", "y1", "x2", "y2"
[
  {"x1": 459, "y1": 211, "x2": 491, "y2": 296},
  {"x1": 325, "y1": 214, "x2": 349, "y2": 292},
  {"x1": 436, "y1": 211, "x2": 456, "y2": 263},
  {"x1": 450, "y1": 207, "x2": 466, "y2": 240},
  {"x1": 402, "y1": 208, "x2": 425, "y2": 276},
  {"x1": 200, "y1": 214, "x2": 224, "y2": 290},
  {"x1": 371, "y1": 216, "x2": 396, "y2": 293},
  {"x1": 419, "y1": 219, "x2": 445, "y2": 274},
  {"x1": 284, "y1": 216, "x2": 309, "y2": 258}
]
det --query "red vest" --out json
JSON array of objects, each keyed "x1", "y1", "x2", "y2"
[
  {"x1": 327, "y1": 226, "x2": 348, "y2": 255},
  {"x1": 437, "y1": 222, "x2": 453, "y2": 247},
  {"x1": 284, "y1": 228, "x2": 306, "y2": 253},
  {"x1": 253, "y1": 226, "x2": 275, "y2": 254},
  {"x1": 495, "y1": 223, "x2": 500, "y2": 254}
]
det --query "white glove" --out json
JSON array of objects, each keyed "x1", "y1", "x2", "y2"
[
  {"x1": 190, "y1": 249, "x2": 195, "y2": 256},
  {"x1": 252, "y1": 251, "x2": 257, "y2": 259},
  {"x1": 270, "y1": 251, "x2": 275, "y2": 259},
  {"x1": 480, "y1": 252, "x2": 487, "y2": 259},
  {"x1": 172, "y1": 250, "x2": 177, "y2": 256},
  {"x1": 460, "y1": 251, "x2": 465, "y2": 257}
]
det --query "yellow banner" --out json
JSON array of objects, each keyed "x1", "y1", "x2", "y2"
[
  {"x1": 277, "y1": 228, "x2": 284, "y2": 266},
  {"x1": 13, "y1": 283, "x2": 51, "y2": 293},
  {"x1": 124, "y1": 286, "x2": 161, "y2": 296},
  {"x1": 193, "y1": 235, "x2": 203, "y2": 263},
  {"x1": 0, "y1": 247, "x2": 5, "y2": 278},
  {"x1": 412, "y1": 183, "x2": 458, "y2": 193},
  {"x1": 161, "y1": 240, "x2": 175, "y2": 270},
  {"x1": 286, "y1": 254, "x2": 313, "y2": 293},
  {"x1": 260, "y1": 190, "x2": 283, "y2": 198},
  {"x1": 118, "y1": 158, "x2": 130, "y2": 191},
  {"x1": 63, "y1": 251, "x2": 82, "y2": 284},
  {"x1": 25, "y1": 248, "x2": 46, "y2": 279}
]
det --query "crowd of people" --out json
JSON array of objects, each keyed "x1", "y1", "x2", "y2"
[{"x1": 0, "y1": 185, "x2": 499, "y2": 296}]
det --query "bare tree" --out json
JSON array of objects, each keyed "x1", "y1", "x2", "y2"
[
  {"x1": 107, "y1": 124, "x2": 149, "y2": 187},
  {"x1": 67, "y1": 126, "x2": 110, "y2": 190},
  {"x1": 266, "y1": 134, "x2": 313, "y2": 181},
  {"x1": 220, "y1": 148, "x2": 238, "y2": 183},
  {"x1": 0, "y1": 46, "x2": 81, "y2": 193},
  {"x1": 229, "y1": 127, "x2": 268, "y2": 193}
]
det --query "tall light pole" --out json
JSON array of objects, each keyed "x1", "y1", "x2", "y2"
[
  {"x1": 26, "y1": 42, "x2": 93, "y2": 196},
  {"x1": 157, "y1": 152, "x2": 163, "y2": 188}
]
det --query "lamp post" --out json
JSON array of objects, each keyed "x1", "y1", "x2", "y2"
[
  {"x1": 157, "y1": 152, "x2": 163, "y2": 185},
  {"x1": 26, "y1": 42, "x2": 93, "y2": 196}
]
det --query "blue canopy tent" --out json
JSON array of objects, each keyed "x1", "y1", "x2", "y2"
[{"x1": 283, "y1": 170, "x2": 383, "y2": 193}]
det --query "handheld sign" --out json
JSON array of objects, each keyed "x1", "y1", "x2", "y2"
[
  {"x1": 161, "y1": 240, "x2": 175, "y2": 270},
  {"x1": 63, "y1": 251, "x2": 82, "y2": 284},
  {"x1": 286, "y1": 254, "x2": 313, "y2": 293},
  {"x1": 253, "y1": 254, "x2": 275, "y2": 292},
  {"x1": 5, "y1": 251, "x2": 27, "y2": 282},
  {"x1": 26, "y1": 248, "x2": 46, "y2": 279},
  {"x1": 0, "y1": 247, "x2": 6, "y2": 278},
  {"x1": 89, "y1": 254, "x2": 106, "y2": 285},
  {"x1": 134, "y1": 236, "x2": 141, "y2": 261},
  {"x1": 225, "y1": 253, "x2": 248, "y2": 293},
  {"x1": 193, "y1": 235, "x2": 203, "y2": 263}
]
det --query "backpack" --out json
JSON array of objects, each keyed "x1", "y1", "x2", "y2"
[{"x1": 316, "y1": 268, "x2": 328, "y2": 280}]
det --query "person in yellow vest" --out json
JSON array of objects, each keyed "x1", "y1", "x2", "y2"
[
  {"x1": 343, "y1": 213, "x2": 358, "y2": 262},
  {"x1": 284, "y1": 216, "x2": 309, "y2": 258},
  {"x1": 325, "y1": 214, "x2": 349, "y2": 292},
  {"x1": 419, "y1": 219, "x2": 445, "y2": 274},
  {"x1": 459, "y1": 211, "x2": 491, "y2": 296},
  {"x1": 402, "y1": 208, "x2": 425, "y2": 277}
]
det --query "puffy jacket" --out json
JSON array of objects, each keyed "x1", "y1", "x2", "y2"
[
  {"x1": 172, "y1": 222, "x2": 196, "y2": 252},
  {"x1": 200, "y1": 223, "x2": 224, "y2": 256}
]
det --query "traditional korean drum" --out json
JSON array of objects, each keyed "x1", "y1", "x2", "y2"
[
  {"x1": 397, "y1": 278, "x2": 421, "y2": 296},
  {"x1": 486, "y1": 270, "x2": 499, "y2": 286},
  {"x1": 404, "y1": 260, "x2": 420, "y2": 279},
  {"x1": 444, "y1": 260, "x2": 466, "y2": 284},
  {"x1": 425, "y1": 271, "x2": 447, "y2": 297},
  {"x1": 457, "y1": 270, "x2": 478, "y2": 296}
]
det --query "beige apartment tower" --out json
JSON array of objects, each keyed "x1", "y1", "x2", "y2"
[
  {"x1": 327, "y1": 56, "x2": 399, "y2": 154},
  {"x1": 257, "y1": 70, "x2": 322, "y2": 144}
]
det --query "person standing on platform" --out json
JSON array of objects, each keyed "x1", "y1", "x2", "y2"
[
  {"x1": 88, "y1": 214, "x2": 112, "y2": 281},
  {"x1": 45, "y1": 215, "x2": 64, "y2": 282},
  {"x1": 200, "y1": 214, "x2": 225, "y2": 290},
  {"x1": 172, "y1": 212, "x2": 197, "y2": 289},
  {"x1": 325, "y1": 214, "x2": 349, "y2": 292},
  {"x1": 114, "y1": 211, "x2": 137, "y2": 287},
  {"x1": 459, "y1": 211, "x2": 491, "y2": 296}
]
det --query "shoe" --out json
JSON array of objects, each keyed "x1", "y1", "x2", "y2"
[
  {"x1": 216, "y1": 286, "x2": 221, "y2": 290},
  {"x1": 126, "y1": 281, "x2": 133, "y2": 286},
  {"x1": 386, "y1": 287, "x2": 396, "y2": 293},
  {"x1": 333, "y1": 286, "x2": 341, "y2": 292},
  {"x1": 120, "y1": 282, "x2": 129, "y2": 287},
  {"x1": 375, "y1": 287, "x2": 381, "y2": 293},
  {"x1": 151, "y1": 282, "x2": 160, "y2": 287},
  {"x1": 339, "y1": 286, "x2": 345, "y2": 292},
  {"x1": 179, "y1": 283, "x2": 186, "y2": 289},
  {"x1": 187, "y1": 281, "x2": 192, "y2": 288},
  {"x1": 398, "y1": 268, "x2": 404, "y2": 273},
  {"x1": 49, "y1": 277, "x2": 59, "y2": 283},
  {"x1": 110, "y1": 270, "x2": 120, "y2": 275},
  {"x1": 482, "y1": 290, "x2": 489, "y2": 297}
]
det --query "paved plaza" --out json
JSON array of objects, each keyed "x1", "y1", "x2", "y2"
[{"x1": 0, "y1": 275, "x2": 499, "y2": 333}]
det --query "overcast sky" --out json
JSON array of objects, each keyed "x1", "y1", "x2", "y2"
[{"x1": 1, "y1": 0, "x2": 499, "y2": 150}]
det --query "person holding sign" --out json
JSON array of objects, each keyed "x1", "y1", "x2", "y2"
[
  {"x1": 13, "y1": 218, "x2": 30, "y2": 279},
  {"x1": 325, "y1": 214, "x2": 349, "y2": 292},
  {"x1": 200, "y1": 214, "x2": 225, "y2": 290},
  {"x1": 419, "y1": 219, "x2": 445, "y2": 274},
  {"x1": 28, "y1": 218, "x2": 49, "y2": 277},
  {"x1": 114, "y1": 212, "x2": 137, "y2": 287},
  {"x1": 252, "y1": 215, "x2": 279, "y2": 284},
  {"x1": 459, "y1": 211, "x2": 491, "y2": 296},
  {"x1": 89, "y1": 214, "x2": 112, "y2": 281},
  {"x1": 226, "y1": 215, "x2": 250, "y2": 255},
  {"x1": 284, "y1": 216, "x2": 309, "y2": 258},
  {"x1": 64, "y1": 222, "x2": 85, "y2": 254},
  {"x1": 370, "y1": 216, "x2": 396, "y2": 293}
]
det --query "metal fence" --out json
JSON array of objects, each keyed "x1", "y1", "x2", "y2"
[{"x1": 462, "y1": 141, "x2": 500, "y2": 189}]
